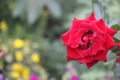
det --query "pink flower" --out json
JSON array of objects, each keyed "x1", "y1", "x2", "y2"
[
  {"x1": 29, "y1": 74, "x2": 39, "y2": 80},
  {"x1": 0, "y1": 51, "x2": 5, "y2": 58},
  {"x1": 71, "y1": 75, "x2": 79, "y2": 80}
]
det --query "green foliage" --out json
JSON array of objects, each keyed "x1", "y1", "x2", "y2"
[
  {"x1": 108, "y1": 19, "x2": 120, "y2": 27},
  {"x1": 0, "y1": 0, "x2": 120, "y2": 80},
  {"x1": 92, "y1": 0, "x2": 109, "y2": 24},
  {"x1": 111, "y1": 25, "x2": 120, "y2": 31}
]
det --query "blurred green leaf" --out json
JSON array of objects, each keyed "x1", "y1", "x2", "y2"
[
  {"x1": 114, "y1": 38, "x2": 120, "y2": 43},
  {"x1": 92, "y1": 1, "x2": 103, "y2": 19},
  {"x1": 107, "y1": 51, "x2": 117, "y2": 61},
  {"x1": 114, "y1": 31, "x2": 120, "y2": 40},
  {"x1": 92, "y1": 0, "x2": 109, "y2": 24},
  {"x1": 114, "y1": 63, "x2": 120, "y2": 78},
  {"x1": 13, "y1": 0, "x2": 61, "y2": 25},
  {"x1": 111, "y1": 24, "x2": 120, "y2": 31},
  {"x1": 14, "y1": 24, "x2": 26, "y2": 38},
  {"x1": 108, "y1": 18, "x2": 120, "y2": 27},
  {"x1": 81, "y1": 69, "x2": 113, "y2": 80},
  {"x1": 112, "y1": 46, "x2": 120, "y2": 53}
]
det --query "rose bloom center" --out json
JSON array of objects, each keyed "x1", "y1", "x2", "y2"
[{"x1": 79, "y1": 31, "x2": 93, "y2": 50}]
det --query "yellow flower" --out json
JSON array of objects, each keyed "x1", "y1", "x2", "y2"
[
  {"x1": 0, "y1": 21, "x2": 8, "y2": 32},
  {"x1": 13, "y1": 39, "x2": 24, "y2": 49},
  {"x1": 11, "y1": 71, "x2": 20, "y2": 78},
  {"x1": 31, "y1": 53, "x2": 40, "y2": 63},
  {"x1": 15, "y1": 51, "x2": 23, "y2": 62},
  {"x1": 22, "y1": 67, "x2": 30, "y2": 80},
  {"x1": 12, "y1": 63, "x2": 23, "y2": 72}
]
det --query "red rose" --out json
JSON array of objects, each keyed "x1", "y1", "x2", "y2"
[{"x1": 61, "y1": 13, "x2": 116, "y2": 68}]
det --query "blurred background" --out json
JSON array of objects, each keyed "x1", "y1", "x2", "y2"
[{"x1": 0, "y1": 0, "x2": 120, "y2": 80}]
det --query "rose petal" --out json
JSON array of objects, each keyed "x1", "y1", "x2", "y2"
[
  {"x1": 94, "y1": 51, "x2": 107, "y2": 62},
  {"x1": 107, "y1": 28, "x2": 117, "y2": 36},
  {"x1": 96, "y1": 19, "x2": 117, "y2": 36},
  {"x1": 104, "y1": 34, "x2": 115, "y2": 50},
  {"x1": 61, "y1": 29, "x2": 80, "y2": 48},
  {"x1": 75, "y1": 47, "x2": 92, "y2": 58},
  {"x1": 66, "y1": 46, "x2": 80, "y2": 59},
  {"x1": 74, "y1": 39, "x2": 104, "y2": 58},
  {"x1": 96, "y1": 19, "x2": 106, "y2": 32},
  {"x1": 77, "y1": 56, "x2": 94, "y2": 63},
  {"x1": 71, "y1": 19, "x2": 83, "y2": 30},
  {"x1": 67, "y1": 29, "x2": 89, "y2": 48},
  {"x1": 61, "y1": 31, "x2": 70, "y2": 45},
  {"x1": 80, "y1": 22, "x2": 103, "y2": 34},
  {"x1": 77, "y1": 50, "x2": 106, "y2": 64},
  {"x1": 66, "y1": 54, "x2": 74, "y2": 61},
  {"x1": 86, "y1": 12, "x2": 96, "y2": 21},
  {"x1": 91, "y1": 38, "x2": 105, "y2": 55},
  {"x1": 69, "y1": 29, "x2": 85, "y2": 48},
  {"x1": 86, "y1": 61, "x2": 98, "y2": 69},
  {"x1": 61, "y1": 19, "x2": 82, "y2": 46}
]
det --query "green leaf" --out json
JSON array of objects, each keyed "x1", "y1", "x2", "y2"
[
  {"x1": 114, "y1": 63, "x2": 120, "y2": 78},
  {"x1": 92, "y1": 0, "x2": 109, "y2": 24},
  {"x1": 111, "y1": 24, "x2": 120, "y2": 31},
  {"x1": 114, "y1": 38, "x2": 120, "y2": 43},
  {"x1": 108, "y1": 18, "x2": 120, "y2": 27},
  {"x1": 111, "y1": 45, "x2": 120, "y2": 53},
  {"x1": 92, "y1": 0, "x2": 103, "y2": 19},
  {"x1": 107, "y1": 51, "x2": 117, "y2": 61},
  {"x1": 114, "y1": 31, "x2": 120, "y2": 40}
]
